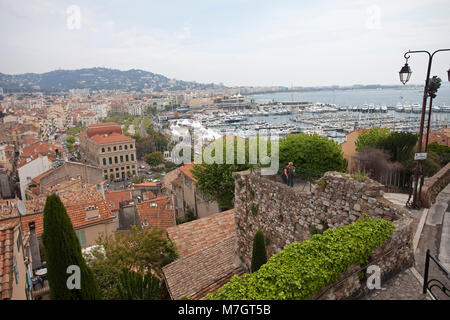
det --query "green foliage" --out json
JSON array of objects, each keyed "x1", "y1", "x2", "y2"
[
  {"x1": 176, "y1": 206, "x2": 197, "y2": 225},
  {"x1": 191, "y1": 135, "x2": 275, "y2": 210},
  {"x1": 251, "y1": 203, "x2": 259, "y2": 217},
  {"x1": 42, "y1": 194, "x2": 100, "y2": 300},
  {"x1": 88, "y1": 260, "x2": 122, "y2": 300},
  {"x1": 251, "y1": 231, "x2": 268, "y2": 273},
  {"x1": 206, "y1": 215, "x2": 394, "y2": 300},
  {"x1": 351, "y1": 171, "x2": 370, "y2": 182},
  {"x1": 65, "y1": 136, "x2": 76, "y2": 153},
  {"x1": 279, "y1": 133, "x2": 346, "y2": 176},
  {"x1": 316, "y1": 178, "x2": 327, "y2": 190},
  {"x1": 117, "y1": 269, "x2": 162, "y2": 300},
  {"x1": 145, "y1": 151, "x2": 165, "y2": 167},
  {"x1": 94, "y1": 226, "x2": 177, "y2": 277},
  {"x1": 355, "y1": 127, "x2": 391, "y2": 151},
  {"x1": 428, "y1": 142, "x2": 450, "y2": 166}
]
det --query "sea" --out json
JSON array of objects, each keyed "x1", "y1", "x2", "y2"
[{"x1": 246, "y1": 84, "x2": 450, "y2": 107}]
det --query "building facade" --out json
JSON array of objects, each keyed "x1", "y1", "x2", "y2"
[{"x1": 79, "y1": 123, "x2": 138, "y2": 181}]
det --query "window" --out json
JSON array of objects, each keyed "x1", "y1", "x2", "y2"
[
  {"x1": 130, "y1": 144, "x2": 133, "y2": 149},
  {"x1": 116, "y1": 173, "x2": 120, "y2": 178},
  {"x1": 119, "y1": 145, "x2": 122, "y2": 150},
  {"x1": 125, "y1": 145, "x2": 128, "y2": 150},
  {"x1": 104, "y1": 175, "x2": 108, "y2": 180},
  {"x1": 126, "y1": 166, "x2": 130, "y2": 169},
  {"x1": 121, "y1": 167, "x2": 124, "y2": 170},
  {"x1": 126, "y1": 155, "x2": 129, "y2": 162},
  {"x1": 108, "y1": 147, "x2": 111, "y2": 152},
  {"x1": 120, "y1": 155, "x2": 123, "y2": 163},
  {"x1": 75, "y1": 230, "x2": 86, "y2": 247},
  {"x1": 13, "y1": 259, "x2": 19, "y2": 284},
  {"x1": 114, "y1": 156, "x2": 118, "y2": 164},
  {"x1": 116, "y1": 167, "x2": 119, "y2": 171},
  {"x1": 132, "y1": 164, "x2": 135, "y2": 169},
  {"x1": 103, "y1": 158, "x2": 106, "y2": 165},
  {"x1": 109, "y1": 157, "x2": 112, "y2": 164},
  {"x1": 110, "y1": 168, "x2": 113, "y2": 172},
  {"x1": 113, "y1": 146, "x2": 117, "y2": 151},
  {"x1": 131, "y1": 154, "x2": 134, "y2": 161},
  {"x1": 104, "y1": 170, "x2": 107, "y2": 173},
  {"x1": 132, "y1": 170, "x2": 136, "y2": 175},
  {"x1": 101, "y1": 148, "x2": 105, "y2": 153}
]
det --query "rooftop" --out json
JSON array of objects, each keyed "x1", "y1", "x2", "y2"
[
  {"x1": 136, "y1": 196, "x2": 175, "y2": 230},
  {"x1": 166, "y1": 209, "x2": 235, "y2": 258}
]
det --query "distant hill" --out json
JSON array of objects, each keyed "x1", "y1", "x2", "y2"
[{"x1": 0, "y1": 67, "x2": 225, "y2": 93}]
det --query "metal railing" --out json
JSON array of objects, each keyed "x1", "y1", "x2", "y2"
[{"x1": 423, "y1": 249, "x2": 450, "y2": 299}]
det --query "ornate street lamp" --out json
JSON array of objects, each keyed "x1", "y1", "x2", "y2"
[
  {"x1": 400, "y1": 49, "x2": 450, "y2": 209},
  {"x1": 399, "y1": 60, "x2": 412, "y2": 85}
]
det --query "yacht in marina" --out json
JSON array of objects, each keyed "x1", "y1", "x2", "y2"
[
  {"x1": 433, "y1": 106, "x2": 441, "y2": 113},
  {"x1": 368, "y1": 104, "x2": 375, "y2": 113},
  {"x1": 381, "y1": 105, "x2": 388, "y2": 113},
  {"x1": 395, "y1": 103, "x2": 404, "y2": 112},
  {"x1": 361, "y1": 104, "x2": 369, "y2": 113},
  {"x1": 403, "y1": 103, "x2": 412, "y2": 113},
  {"x1": 412, "y1": 104, "x2": 421, "y2": 113}
]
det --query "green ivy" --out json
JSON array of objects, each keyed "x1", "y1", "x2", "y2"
[
  {"x1": 251, "y1": 203, "x2": 259, "y2": 216},
  {"x1": 206, "y1": 215, "x2": 394, "y2": 300}
]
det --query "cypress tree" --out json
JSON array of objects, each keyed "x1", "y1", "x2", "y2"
[
  {"x1": 251, "y1": 230, "x2": 267, "y2": 273},
  {"x1": 117, "y1": 269, "x2": 162, "y2": 300},
  {"x1": 42, "y1": 194, "x2": 100, "y2": 300}
]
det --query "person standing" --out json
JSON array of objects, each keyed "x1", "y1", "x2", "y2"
[
  {"x1": 282, "y1": 163, "x2": 289, "y2": 185},
  {"x1": 287, "y1": 162, "x2": 295, "y2": 187}
]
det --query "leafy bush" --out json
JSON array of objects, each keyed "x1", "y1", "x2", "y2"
[
  {"x1": 351, "y1": 171, "x2": 370, "y2": 182},
  {"x1": 207, "y1": 215, "x2": 394, "y2": 300}
]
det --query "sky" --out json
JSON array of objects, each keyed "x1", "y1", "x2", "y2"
[{"x1": 0, "y1": 0, "x2": 449, "y2": 87}]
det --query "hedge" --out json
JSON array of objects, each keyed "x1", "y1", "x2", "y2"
[{"x1": 206, "y1": 215, "x2": 394, "y2": 300}]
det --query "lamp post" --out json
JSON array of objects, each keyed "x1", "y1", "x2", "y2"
[{"x1": 399, "y1": 49, "x2": 450, "y2": 208}]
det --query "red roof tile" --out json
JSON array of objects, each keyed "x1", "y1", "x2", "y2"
[
  {"x1": 166, "y1": 209, "x2": 235, "y2": 258},
  {"x1": 89, "y1": 132, "x2": 132, "y2": 144},
  {"x1": 136, "y1": 196, "x2": 175, "y2": 230},
  {"x1": 179, "y1": 163, "x2": 198, "y2": 183},
  {"x1": 105, "y1": 190, "x2": 132, "y2": 211}
]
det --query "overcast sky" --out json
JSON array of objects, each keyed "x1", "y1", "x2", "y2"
[{"x1": 0, "y1": 0, "x2": 449, "y2": 87}]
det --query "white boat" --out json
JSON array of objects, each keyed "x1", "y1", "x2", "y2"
[
  {"x1": 403, "y1": 104, "x2": 412, "y2": 113},
  {"x1": 434, "y1": 106, "x2": 441, "y2": 113},
  {"x1": 381, "y1": 105, "x2": 388, "y2": 113},
  {"x1": 361, "y1": 104, "x2": 369, "y2": 113},
  {"x1": 412, "y1": 104, "x2": 421, "y2": 113},
  {"x1": 368, "y1": 104, "x2": 375, "y2": 113},
  {"x1": 395, "y1": 103, "x2": 403, "y2": 112}
]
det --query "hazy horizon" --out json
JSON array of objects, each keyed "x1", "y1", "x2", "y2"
[{"x1": 1, "y1": 0, "x2": 449, "y2": 88}]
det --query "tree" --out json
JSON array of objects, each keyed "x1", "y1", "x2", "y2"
[
  {"x1": 117, "y1": 269, "x2": 162, "y2": 300},
  {"x1": 145, "y1": 151, "x2": 165, "y2": 167},
  {"x1": 279, "y1": 133, "x2": 346, "y2": 176},
  {"x1": 251, "y1": 231, "x2": 267, "y2": 273},
  {"x1": 355, "y1": 127, "x2": 391, "y2": 151},
  {"x1": 428, "y1": 142, "x2": 450, "y2": 166},
  {"x1": 94, "y1": 226, "x2": 177, "y2": 277},
  {"x1": 381, "y1": 131, "x2": 417, "y2": 163},
  {"x1": 42, "y1": 194, "x2": 100, "y2": 300},
  {"x1": 191, "y1": 136, "x2": 253, "y2": 210}
]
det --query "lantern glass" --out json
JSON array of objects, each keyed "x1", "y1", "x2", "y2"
[{"x1": 399, "y1": 63, "x2": 412, "y2": 85}]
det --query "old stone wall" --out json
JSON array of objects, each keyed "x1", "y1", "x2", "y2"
[
  {"x1": 420, "y1": 162, "x2": 450, "y2": 208},
  {"x1": 234, "y1": 169, "x2": 414, "y2": 288}
]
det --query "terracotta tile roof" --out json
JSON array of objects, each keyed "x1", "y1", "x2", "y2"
[
  {"x1": 166, "y1": 209, "x2": 235, "y2": 258},
  {"x1": 86, "y1": 123, "x2": 122, "y2": 138},
  {"x1": 136, "y1": 196, "x2": 175, "y2": 230},
  {"x1": 0, "y1": 221, "x2": 17, "y2": 300},
  {"x1": 89, "y1": 132, "x2": 132, "y2": 144},
  {"x1": 105, "y1": 190, "x2": 132, "y2": 211},
  {"x1": 179, "y1": 163, "x2": 197, "y2": 183},
  {"x1": 2, "y1": 199, "x2": 115, "y2": 239},
  {"x1": 162, "y1": 236, "x2": 243, "y2": 300},
  {"x1": 20, "y1": 141, "x2": 62, "y2": 159},
  {"x1": 133, "y1": 182, "x2": 160, "y2": 188}
]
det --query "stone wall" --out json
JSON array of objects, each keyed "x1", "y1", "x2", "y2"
[
  {"x1": 420, "y1": 162, "x2": 450, "y2": 208},
  {"x1": 234, "y1": 170, "x2": 414, "y2": 299}
]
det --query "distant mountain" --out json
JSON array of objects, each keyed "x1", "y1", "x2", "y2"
[{"x1": 0, "y1": 67, "x2": 225, "y2": 93}]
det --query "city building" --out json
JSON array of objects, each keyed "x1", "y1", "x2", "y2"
[{"x1": 79, "y1": 122, "x2": 138, "y2": 181}]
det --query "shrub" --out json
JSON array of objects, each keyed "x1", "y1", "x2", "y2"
[
  {"x1": 251, "y1": 231, "x2": 267, "y2": 273},
  {"x1": 207, "y1": 215, "x2": 394, "y2": 300}
]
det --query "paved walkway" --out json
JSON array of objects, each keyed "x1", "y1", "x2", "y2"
[{"x1": 363, "y1": 185, "x2": 450, "y2": 300}]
